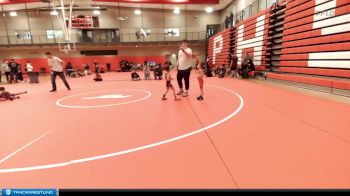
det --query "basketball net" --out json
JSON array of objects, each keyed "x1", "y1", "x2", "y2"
[{"x1": 52, "y1": 0, "x2": 75, "y2": 53}]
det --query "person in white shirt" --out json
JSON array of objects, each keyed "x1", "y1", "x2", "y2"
[
  {"x1": 45, "y1": 52, "x2": 71, "y2": 92},
  {"x1": 2, "y1": 60, "x2": 10, "y2": 83},
  {"x1": 26, "y1": 61, "x2": 33, "y2": 72},
  {"x1": 0, "y1": 60, "x2": 6, "y2": 83},
  {"x1": 26, "y1": 61, "x2": 34, "y2": 83},
  {"x1": 176, "y1": 39, "x2": 193, "y2": 97}
]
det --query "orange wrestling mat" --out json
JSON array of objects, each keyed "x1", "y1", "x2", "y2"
[{"x1": 0, "y1": 73, "x2": 349, "y2": 189}]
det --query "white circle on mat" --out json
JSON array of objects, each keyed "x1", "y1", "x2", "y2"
[{"x1": 0, "y1": 85, "x2": 243, "y2": 173}]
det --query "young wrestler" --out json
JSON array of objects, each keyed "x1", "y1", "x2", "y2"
[
  {"x1": 196, "y1": 63, "x2": 205, "y2": 100},
  {"x1": 131, "y1": 70, "x2": 141, "y2": 81},
  {"x1": 0, "y1": 87, "x2": 27, "y2": 101},
  {"x1": 162, "y1": 65, "x2": 180, "y2": 101}
]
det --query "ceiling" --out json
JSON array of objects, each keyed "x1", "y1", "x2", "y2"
[
  {"x1": 93, "y1": 0, "x2": 220, "y2": 4},
  {"x1": 0, "y1": 0, "x2": 38, "y2": 4},
  {"x1": 0, "y1": 0, "x2": 233, "y2": 11}
]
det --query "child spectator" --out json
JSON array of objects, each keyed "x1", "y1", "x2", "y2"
[
  {"x1": 143, "y1": 61, "x2": 151, "y2": 80},
  {"x1": 131, "y1": 70, "x2": 141, "y2": 81},
  {"x1": 93, "y1": 72, "x2": 103, "y2": 82}
]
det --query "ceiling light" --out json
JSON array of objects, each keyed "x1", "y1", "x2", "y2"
[
  {"x1": 134, "y1": 9, "x2": 141, "y2": 15},
  {"x1": 50, "y1": 10, "x2": 59, "y2": 16},
  {"x1": 174, "y1": 8, "x2": 180, "y2": 14},
  {"x1": 205, "y1": 7, "x2": 213, "y2": 13},
  {"x1": 93, "y1": 10, "x2": 101, "y2": 15},
  {"x1": 9, "y1": 11, "x2": 17, "y2": 17}
]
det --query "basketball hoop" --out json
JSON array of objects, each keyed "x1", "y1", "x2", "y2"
[
  {"x1": 50, "y1": 0, "x2": 75, "y2": 53},
  {"x1": 59, "y1": 41, "x2": 76, "y2": 53}
]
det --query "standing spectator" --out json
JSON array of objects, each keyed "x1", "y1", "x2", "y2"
[
  {"x1": 9, "y1": 59, "x2": 18, "y2": 83},
  {"x1": 230, "y1": 54, "x2": 238, "y2": 77},
  {"x1": 26, "y1": 61, "x2": 34, "y2": 83},
  {"x1": 106, "y1": 62, "x2": 111, "y2": 72},
  {"x1": 229, "y1": 12, "x2": 234, "y2": 27},
  {"x1": 0, "y1": 62, "x2": 2, "y2": 83},
  {"x1": 84, "y1": 64, "x2": 90, "y2": 76},
  {"x1": 225, "y1": 16, "x2": 230, "y2": 29},
  {"x1": 143, "y1": 61, "x2": 151, "y2": 80},
  {"x1": 17, "y1": 64, "x2": 23, "y2": 82},
  {"x1": 45, "y1": 52, "x2": 71, "y2": 92},
  {"x1": 176, "y1": 39, "x2": 193, "y2": 97},
  {"x1": 2, "y1": 60, "x2": 10, "y2": 83},
  {"x1": 94, "y1": 60, "x2": 99, "y2": 74},
  {"x1": 26, "y1": 61, "x2": 33, "y2": 73},
  {"x1": 0, "y1": 60, "x2": 6, "y2": 83}
]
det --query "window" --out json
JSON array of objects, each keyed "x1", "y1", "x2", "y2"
[
  {"x1": 164, "y1": 28, "x2": 180, "y2": 37},
  {"x1": 136, "y1": 28, "x2": 151, "y2": 37},
  {"x1": 46, "y1": 30, "x2": 63, "y2": 39},
  {"x1": 15, "y1": 31, "x2": 31, "y2": 39}
]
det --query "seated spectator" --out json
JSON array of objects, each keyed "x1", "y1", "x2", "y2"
[
  {"x1": 93, "y1": 73, "x2": 103, "y2": 82},
  {"x1": 214, "y1": 65, "x2": 220, "y2": 77},
  {"x1": 66, "y1": 62, "x2": 73, "y2": 77},
  {"x1": 218, "y1": 65, "x2": 226, "y2": 78},
  {"x1": 242, "y1": 58, "x2": 256, "y2": 79},
  {"x1": 131, "y1": 70, "x2": 141, "y2": 81},
  {"x1": 154, "y1": 64, "x2": 163, "y2": 80},
  {"x1": 236, "y1": 52, "x2": 252, "y2": 78}
]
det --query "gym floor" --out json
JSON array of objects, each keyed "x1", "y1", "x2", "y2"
[{"x1": 0, "y1": 73, "x2": 349, "y2": 189}]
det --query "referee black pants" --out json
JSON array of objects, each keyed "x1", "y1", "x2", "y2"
[{"x1": 177, "y1": 67, "x2": 192, "y2": 91}]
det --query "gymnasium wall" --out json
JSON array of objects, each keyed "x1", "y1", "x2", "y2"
[
  {"x1": 280, "y1": 0, "x2": 350, "y2": 77},
  {"x1": 0, "y1": 44, "x2": 206, "y2": 72},
  {"x1": 208, "y1": 0, "x2": 350, "y2": 78},
  {"x1": 5, "y1": 56, "x2": 166, "y2": 73}
]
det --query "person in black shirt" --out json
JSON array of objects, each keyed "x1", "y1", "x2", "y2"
[
  {"x1": 17, "y1": 64, "x2": 23, "y2": 82},
  {"x1": 229, "y1": 12, "x2": 234, "y2": 27},
  {"x1": 106, "y1": 62, "x2": 111, "y2": 72},
  {"x1": 8, "y1": 59, "x2": 18, "y2": 83},
  {"x1": 157, "y1": 64, "x2": 163, "y2": 80},
  {"x1": 66, "y1": 62, "x2": 73, "y2": 77}
]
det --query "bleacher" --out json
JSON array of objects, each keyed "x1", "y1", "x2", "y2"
[{"x1": 208, "y1": 0, "x2": 350, "y2": 97}]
